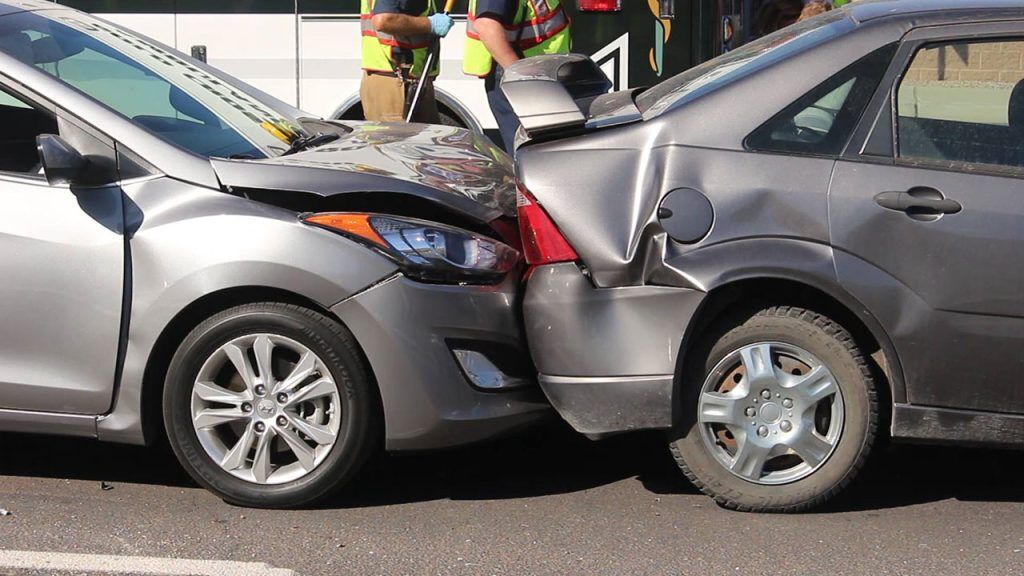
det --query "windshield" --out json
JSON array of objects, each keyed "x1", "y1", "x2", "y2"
[
  {"x1": 637, "y1": 10, "x2": 854, "y2": 118},
  {"x1": 0, "y1": 9, "x2": 307, "y2": 158}
]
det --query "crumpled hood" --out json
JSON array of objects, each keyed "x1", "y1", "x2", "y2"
[{"x1": 210, "y1": 122, "x2": 517, "y2": 222}]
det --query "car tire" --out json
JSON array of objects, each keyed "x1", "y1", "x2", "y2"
[
  {"x1": 438, "y1": 110, "x2": 464, "y2": 128},
  {"x1": 163, "y1": 303, "x2": 379, "y2": 508},
  {"x1": 669, "y1": 305, "x2": 877, "y2": 513}
]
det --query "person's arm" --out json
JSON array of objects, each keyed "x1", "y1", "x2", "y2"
[
  {"x1": 474, "y1": 15, "x2": 519, "y2": 69},
  {"x1": 372, "y1": 12, "x2": 431, "y2": 36}
]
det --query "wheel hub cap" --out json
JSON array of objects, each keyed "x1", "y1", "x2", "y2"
[
  {"x1": 759, "y1": 402, "x2": 782, "y2": 423},
  {"x1": 256, "y1": 399, "x2": 276, "y2": 418},
  {"x1": 697, "y1": 341, "x2": 845, "y2": 485}
]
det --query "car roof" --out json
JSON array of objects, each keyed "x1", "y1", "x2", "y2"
[
  {"x1": 850, "y1": 0, "x2": 1024, "y2": 24},
  {"x1": 0, "y1": 1, "x2": 63, "y2": 17}
]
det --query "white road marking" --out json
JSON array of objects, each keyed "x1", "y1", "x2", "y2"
[{"x1": 0, "y1": 550, "x2": 296, "y2": 575}]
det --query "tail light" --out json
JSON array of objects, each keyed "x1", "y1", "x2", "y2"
[
  {"x1": 516, "y1": 184, "x2": 578, "y2": 265},
  {"x1": 577, "y1": 0, "x2": 621, "y2": 11}
]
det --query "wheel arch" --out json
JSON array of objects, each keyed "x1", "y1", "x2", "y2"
[
  {"x1": 331, "y1": 86, "x2": 484, "y2": 133},
  {"x1": 132, "y1": 286, "x2": 382, "y2": 447},
  {"x1": 677, "y1": 275, "x2": 905, "y2": 430}
]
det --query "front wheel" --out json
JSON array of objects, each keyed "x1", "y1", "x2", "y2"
[
  {"x1": 669, "y1": 305, "x2": 877, "y2": 512},
  {"x1": 163, "y1": 303, "x2": 379, "y2": 508}
]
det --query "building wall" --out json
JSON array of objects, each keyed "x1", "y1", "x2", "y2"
[{"x1": 899, "y1": 40, "x2": 1024, "y2": 126}]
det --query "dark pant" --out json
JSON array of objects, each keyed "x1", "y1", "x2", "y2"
[{"x1": 484, "y1": 67, "x2": 521, "y2": 155}]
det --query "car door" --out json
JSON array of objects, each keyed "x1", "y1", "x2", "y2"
[
  {"x1": 830, "y1": 22, "x2": 1024, "y2": 414},
  {"x1": 0, "y1": 84, "x2": 125, "y2": 415}
]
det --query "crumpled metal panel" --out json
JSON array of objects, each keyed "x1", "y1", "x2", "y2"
[{"x1": 212, "y1": 122, "x2": 517, "y2": 222}]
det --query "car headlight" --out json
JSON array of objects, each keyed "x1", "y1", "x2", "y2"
[{"x1": 302, "y1": 212, "x2": 519, "y2": 284}]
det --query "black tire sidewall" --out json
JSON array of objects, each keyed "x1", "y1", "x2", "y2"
[
  {"x1": 671, "y1": 308, "x2": 875, "y2": 510},
  {"x1": 163, "y1": 304, "x2": 376, "y2": 508}
]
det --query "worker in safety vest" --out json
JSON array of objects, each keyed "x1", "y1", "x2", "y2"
[
  {"x1": 360, "y1": 0, "x2": 454, "y2": 123},
  {"x1": 464, "y1": 0, "x2": 571, "y2": 153}
]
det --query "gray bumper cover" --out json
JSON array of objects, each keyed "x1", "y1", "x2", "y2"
[
  {"x1": 332, "y1": 274, "x2": 551, "y2": 451},
  {"x1": 524, "y1": 263, "x2": 705, "y2": 435}
]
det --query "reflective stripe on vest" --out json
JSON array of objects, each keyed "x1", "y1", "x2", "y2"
[
  {"x1": 528, "y1": 0, "x2": 551, "y2": 18},
  {"x1": 463, "y1": 0, "x2": 571, "y2": 77},
  {"x1": 360, "y1": 0, "x2": 439, "y2": 77}
]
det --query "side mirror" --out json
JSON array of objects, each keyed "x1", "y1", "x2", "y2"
[{"x1": 36, "y1": 134, "x2": 88, "y2": 186}]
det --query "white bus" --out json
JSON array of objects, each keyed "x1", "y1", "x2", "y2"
[{"x1": 51, "y1": 1, "x2": 749, "y2": 139}]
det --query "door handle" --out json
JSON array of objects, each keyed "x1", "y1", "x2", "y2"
[{"x1": 874, "y1": 187, "x2": 962, "y2": 220}]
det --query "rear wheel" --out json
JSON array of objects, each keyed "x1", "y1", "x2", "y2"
[
  {"x1": 163, "y1": 303, "x2": 379, "y2": 508},
  {"x1": 669, "y1": 305, "x2": 877, "y2": 512}
]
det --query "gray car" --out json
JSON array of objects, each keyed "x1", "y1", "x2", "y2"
[
  {"x1": 506, "y1": 0, "x2": 1024, "y2": 512},
  {"x1": 0, "y1": 1, "x2": 548, "y2": 507}
]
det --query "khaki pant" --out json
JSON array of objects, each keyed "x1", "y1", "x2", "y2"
[{"x1": 360, "y1": 71, "x2": 440, "y2": 124}]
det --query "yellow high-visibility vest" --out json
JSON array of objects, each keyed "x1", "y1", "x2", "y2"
[
  {"x1": 361, "y1": 0, "x2": 439, "y2": 78},
  {"x1": 463, "y1": 0, "x2": 571, "y2": 77}
]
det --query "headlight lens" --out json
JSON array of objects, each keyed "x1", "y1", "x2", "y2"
[{"x1": 303, "y1": 212, "x2": 519, "y2": 284}]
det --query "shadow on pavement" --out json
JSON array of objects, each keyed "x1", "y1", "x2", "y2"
[
  {"x1": 333, "y1": 422, "x2": 693, "y2": 508},
  {"x1": 825, "y1": 441, "x2": 1024, "y2": 512},
  {"x1": 1, "y1": 425, "x2": 1022, "y2": 511},
  {"x1": 0, "y1": 431, "x2": 193, "y2": 488}
]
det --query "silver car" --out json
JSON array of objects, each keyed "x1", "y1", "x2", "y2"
[{"x1": 0, "y1": 1, "x2": 547, "y2": 507}]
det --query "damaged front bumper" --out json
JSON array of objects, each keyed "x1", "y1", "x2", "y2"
[
  {"x1": 332, "y1": 273, "x2": 551, "y2": 451},
  {"x1": 524, "y1": 263, "x2": 706, "y2": 436}
]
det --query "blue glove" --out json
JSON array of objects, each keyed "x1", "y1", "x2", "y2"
[{"x1": 428, "y1": 13, "x2": 454, "y2": 37}]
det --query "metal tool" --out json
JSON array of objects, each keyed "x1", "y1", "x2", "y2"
[{"x1": 406, "y1": 0, "x2": 457, "y2": 122}]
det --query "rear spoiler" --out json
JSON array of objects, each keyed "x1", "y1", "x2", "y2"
[{"x1": 500, "y1": 54, "x2": 613, "y2": 138}]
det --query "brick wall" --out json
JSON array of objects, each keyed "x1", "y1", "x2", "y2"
[
  {"x1": 904, "y1": 41, "x2": 1024, "y2": 85},
  {"x1": 900, "y1": 41, "x2": 1024, "y2": 125}
]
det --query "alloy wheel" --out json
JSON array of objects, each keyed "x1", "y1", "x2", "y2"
[{"x1": 190, "y1": 333, "x2": 342, "y2": 485}]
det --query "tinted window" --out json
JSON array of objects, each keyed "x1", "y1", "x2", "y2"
[
  {"x1": 0, "y1": 88, "x2": 56, "y2": 174},
  {"x1": 0, "y1": 11, "x2": 306, "y2": 158},
  {"x1": 746, "y1": 44, "x2": 896, "y2": 156},
  {"x1": 637, "y1": 10, "x2": 853, "y2": 118},
  {"x1": 897, "y1": 39, "x2": 1024, "y2": 169}
]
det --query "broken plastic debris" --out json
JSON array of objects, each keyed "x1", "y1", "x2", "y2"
[
  {"x1": 0, "y1": 508, "x2": 11, "y2": 516},
  {"x1": 100, "y1": 481, "x2": 114, "y2": 491}
]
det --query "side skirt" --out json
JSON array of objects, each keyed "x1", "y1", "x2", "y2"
[
  {"x1": 892, "y1": 404, "x2": 1024, "y2": 449},
  {"x1": 0, "y1": 408, "x2": 97, "y2": 439}
]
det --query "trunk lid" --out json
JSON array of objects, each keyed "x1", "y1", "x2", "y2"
[{"x1": 500, "y1": 54, "x2": 641, "y2": 144}]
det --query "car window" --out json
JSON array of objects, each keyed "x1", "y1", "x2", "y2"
[
  {"x1": 0, "y1": 11, "x2": 305, "y2": 158},
  {"x1": 0, "y1": 87, "x2": 57, "y2": 175},
  {"x1": 746, "y1": 44, "x2": 897, "y2": 156},
  {"x1": 637, "y1": 10, "x2": 853, "y2": 118},
  {"x1": 897, "y1": 39, "x2": 1024, "y2": 170}
]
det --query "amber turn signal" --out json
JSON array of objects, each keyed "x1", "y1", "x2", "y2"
[{"x1": 302, "y1": 213, "x2": 387, "y2": 248}]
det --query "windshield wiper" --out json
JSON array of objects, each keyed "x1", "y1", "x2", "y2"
[{"x1": 281, "y1": 132, "x2": 340, "y2": 156}]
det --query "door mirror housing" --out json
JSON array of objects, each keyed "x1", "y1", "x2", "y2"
[{"x1": 36, "y1": 134, "x2": 88, "y2": 186}]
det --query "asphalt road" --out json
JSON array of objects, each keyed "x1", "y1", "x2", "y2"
[{"x1": 0, "y1": 423, "x2": 1022, "y2": 576}]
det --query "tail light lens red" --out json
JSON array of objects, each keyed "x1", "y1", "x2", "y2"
[
  {"x1": 577, "y1": 0, "x2": 621, "y2": 11},
  {"x1": 516, "y1": 184, "x2": 578, "y2": 265}
]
